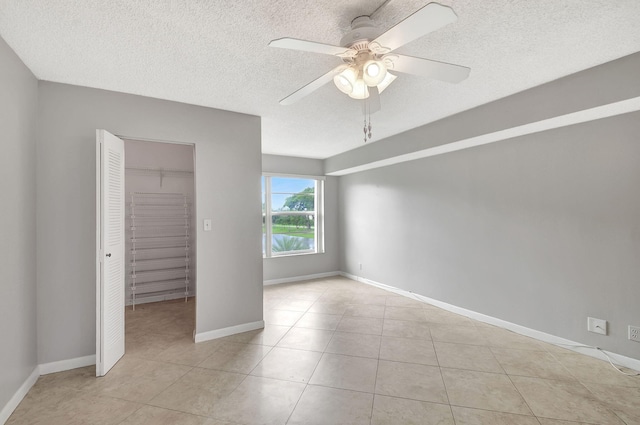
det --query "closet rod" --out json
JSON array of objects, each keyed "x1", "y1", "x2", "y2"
[
  {"x1": 125, "y1": 167, "x2": 193, "y2": 174},
  {"x1": 126, "y1": 168, "x2": 193, "y2": 187}
]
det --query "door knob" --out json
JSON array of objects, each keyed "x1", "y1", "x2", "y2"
[{"x1": 106, "y1": 253, "x2": 112, "y2": 257}]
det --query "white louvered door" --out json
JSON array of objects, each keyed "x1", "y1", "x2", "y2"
[{"x1": 96, "y1": 129, "x2": 125, "y2": 376}]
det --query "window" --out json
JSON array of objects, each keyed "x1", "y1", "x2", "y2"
[{"x1": 262, "y1": 175, "x2": 324, "y2": 257}]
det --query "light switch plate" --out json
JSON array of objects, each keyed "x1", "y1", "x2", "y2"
[{"x1": 203, "y1": 219, "x2": 212, "y2": 231}]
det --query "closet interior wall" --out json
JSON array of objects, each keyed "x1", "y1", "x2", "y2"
[{"x1": 123, "y1": 139, "x2": 196, "y2": 307}]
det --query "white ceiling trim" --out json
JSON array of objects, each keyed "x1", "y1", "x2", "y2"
[{"x1": 326, "y1": 97, "x2": 640, "y2": 176}]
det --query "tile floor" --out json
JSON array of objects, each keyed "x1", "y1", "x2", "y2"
[{"x1": 7, "y1": 276, "x2": 640, "y2": 424}]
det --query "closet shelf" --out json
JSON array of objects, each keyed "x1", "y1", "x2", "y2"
[
  {"x1": 131, "y1": 267, "x2": 188, "y2": 284},
  {"x1": 125, "y1": 169, "x2": 193, "y2": 188},
  {"x1": 132, "y1": 279, "x2": 190, "y2": 296},
  {"x1": 130, "y1": 257, "x2": 189, "y2": 271},
  {"x1": 128, "y1": 192, "x2": 191, "y2": 308}
]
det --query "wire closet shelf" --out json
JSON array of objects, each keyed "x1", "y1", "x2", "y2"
[{"x1": 127, "y1": 192, "x2": 192, "y2": 310}]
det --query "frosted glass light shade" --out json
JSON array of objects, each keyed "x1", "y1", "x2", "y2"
[
  {"x1": 363, "y1": 60, "x2": 387, "y2": 86},
  {"x1": 333, "y1": 67, "x2": 357, "y2": 94},
  {"x1": 348, "y1": 78, "x2": 369, "y2": 99}
]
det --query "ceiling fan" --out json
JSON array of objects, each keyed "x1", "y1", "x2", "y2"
[{"x1": 269, "y1": 2, "x2": 470, "y2": 110}]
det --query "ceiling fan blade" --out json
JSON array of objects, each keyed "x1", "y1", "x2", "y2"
[
  {"x1": 370, "y1": 3, "x2": 457, "y2": 53},
  {"x1": 388, "y1": 54, "x2": 470, "y2": 83},
  {"x1": 362, "y1": 86, "x2": 381, "y2": 115},
  {"x1": 279, "y1": 66, "x2": 345, "y2": 105},
  {"x1": 269, "y1": 37, "x2": 355, "y2": 57}
]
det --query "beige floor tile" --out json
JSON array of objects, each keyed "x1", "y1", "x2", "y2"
[
  {"x1": 125, "y1": 302, "x2": 194, "y2": 337},
  {"x1": 375, "y1": 360, "x2": 448, "y2": 404},
  {"x1": 263, "y1": 309, "x2": 304, "y2": 326},
  {"x1": 219, "y1": 324, "x2": 290, "y2": 346},
  {"x1": 429, "y1": 324, "x2": 489, "y2": 346},
  {"x1": 478, "y1": 327, "x2": 547, "y2": 351},
  {"x1": 272, "y1": 298, "x2": 314, "y2": 312},
  {"x1": 294, "y1": 312, "x2": 342, "y2": 330},
  {"x1": 276, "y1": 327, "x2": 334, "y2": 351},
  {"x1": 197, "y1": 341, "x2": 271, "y2": 374},
  {"x1": 510, "y1": 375, "x2": 625, "y2": 424},
  {"x1": 8, "y1": 388, "x2": 141, "y2": 425},
  {"x1": 263, "y1": 296, "x2": 286, "y2": 310},
  {"x1": 288, "y1": 385, "x2": 373, "y2": 425},
  {"x1": 208, "y1": 376, "x2": 305, "y2": 425},
  {"x1": 384, "y1": 306, "x2": 428, "y2": 322},
  {"x1": 90, "y1": 357, "x2": 192, "y2": 403},
  {"x1": 148, "y1": 368, "x2": 244, "y2": 416},
  {"x1": 386, "y1": 295, "x2": 425, "y2": 308},
  {"x1": 423, "y1": 310, "x2": 475, "y2": 326},
  {"x1": 349, "y1": 294, "x2": 388, "y2": 306},
  {"x1": 336, "y1": 316, "x2": 384, "y2": 335},
  {"x1": 490, "y1": 348, "x2": 575, "y2": 380},
  {"x1": 6, "y1": 386, "x2": 86, "y2": 424},
  {"x1": 536, "y1": 420, "x2": 592, "y2": 425},
  {"x1": 280, "y1": 289, "x2": 325, "y2": 301},
  {"x1": 13, "y1": 278, "x2": 636, "y2": 425},
  {"x1": 344, "y1": 303, "x2": 386, "y2": 318},
  {"x1": 317, "y1": 293, "x2": 355, "y2": 304},
  {"x1": 250, "y1": 347, "x2": 322, "y2": 382},
  {"x1": 309, "y1": 353, "x2": 378, "y2": 392},
  {"x1": 450, "y1": 406, "x2": 539, "y2": 425},
  {"x1": 307, "y1": 302, "x2": 349, "y2": 315},
  {"x1": 434, "y1": 342, "x2": 503, "y2": 373},
  {"x1": 35, "y1": 366, "x2": 98, "y2": 392},
  {"x1": 441, "y1": 368, "x2": 531, "y2": 415},
  {"x1": 379, "y1": 336, "x2": 438, "y2": 366},
  {"x1": 538, "y1": 342, "x2": 578, "y2": 355},
  {"x1": 371, "y1": 394, "x2": 454, "y2": 425},
  {"x1": 157, "y1": 339, "x2": 223, "y2": 367},
  {"x1": 325, "y1": 332, "x2": 381, "y2": 358},
  {"x1": 582, "y1": 382, "x2": 640, "y2": 425},
  {"x1": 383, "y1": 319, "x2": 432, "y2": 339},
  {"x1": 125, "y1": 332, "x2": 189, "y2": 360},
  {"x1": 554, "y1": 351, "x2": 640, "y2": 387},
  {"x1": 119, "y1": 405, "x2": 226, "y2": 425}
]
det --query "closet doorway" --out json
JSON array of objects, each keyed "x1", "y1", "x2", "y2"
[{"x1": 123, "y1": 138, "x2": 196, "y2": 352}]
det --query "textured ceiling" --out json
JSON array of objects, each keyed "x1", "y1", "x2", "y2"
[{"x1": 1, "y1": 0, "x2": 639, "y2": 158}]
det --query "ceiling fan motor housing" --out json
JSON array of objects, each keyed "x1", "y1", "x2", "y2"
[{"x1": 340, "y1": 16, "x2": 379, "y2": 50}]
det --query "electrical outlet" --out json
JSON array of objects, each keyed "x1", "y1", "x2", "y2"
[
  {"x1": 587, "y1": 317, "x2": 607, "y2": 335},
  {"x1": 629, "y1": 326, "x2": 640, "y2": 342}
]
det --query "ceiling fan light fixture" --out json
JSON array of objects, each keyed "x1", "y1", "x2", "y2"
[
  {"x1": 333, "y1": 67, "x2": 357, "y2": 94},
  {"x1": 348, "y1": 78, "x2": 369, "y2": 99},
  {"x1": 363, "y1": 60, "x2": 387, "y2": 86},
  {"x1": 377, "y1": 71, "x2": 397, "y2": 93}
]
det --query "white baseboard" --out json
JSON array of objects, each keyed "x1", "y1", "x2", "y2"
[
  {"x1": 195, "y1": 320, "x2": 265, "y2": 343},
  {"x1": 39, "y1": 355, "x2": 96, "y2": 376},
  {"x1": 341, "y1": 272, "x2": 640, "y2": 372},
  {"x1": 263, "y1": 271, "x2": 340, "y2": 286},
  {"x1": 0, "y1": 366, "x2": 39, "y2": 424}
]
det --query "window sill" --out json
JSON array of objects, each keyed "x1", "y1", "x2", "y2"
[{"x1": 263, "y1": 251, "x2": 325, "y2": 259}]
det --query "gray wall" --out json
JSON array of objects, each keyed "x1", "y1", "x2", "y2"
[
  {"x1": 37, "y1": 82, "x2": 262, "y2": 364},
  {"x1": 339, "y1": 112, "x2": 640, "y2": 359},
  {"x1": 262, "y1": 155, "x2": 340, "y2": 282},
  {"x1": 0, "y1": 38, "x2": 38, "y2": 410}
]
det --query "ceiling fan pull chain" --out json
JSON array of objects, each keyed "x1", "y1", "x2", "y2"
[
  {"x1": 363, "y1": 110, "x2": 368, "y2": 143},
  {"x1": 368, "y1": 112, "x2": 372, "y2": 140},
  {"x1": 362, "y1": 115, "x2": 367, "y2": 143}
]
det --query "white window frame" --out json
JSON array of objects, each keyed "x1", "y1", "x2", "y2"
[{"x1": 263, "y1": 173, "x2": 325, "y2": 258}]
